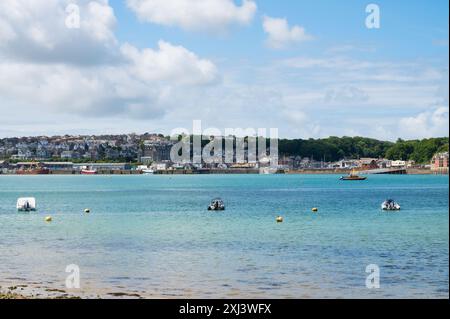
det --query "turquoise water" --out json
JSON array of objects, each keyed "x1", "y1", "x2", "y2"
[{"x1": 0, "y1": 174, "x2": 448, "y2": 298}]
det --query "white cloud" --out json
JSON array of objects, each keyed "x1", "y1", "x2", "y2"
[
  {"x1": 126, "y1": 0, "x2": 257, "y2": 32},
  {"x1": 0, "y1": 61, "x2": 162, "y2": 118},
  {"x1": 398, "y1": 106, "x2": 449, "y2": 139},
  {"x1": 0, "y1": 0, "x2": 219, "y2": 123},
  {"x1": 0, "y1": 40, "x2": 219, "y2": 119},
  {"x1": 0, "y1": 0, "x2": 118, "y2": 65},
  {"x1": 262, "y1": 16, "x2": 312, "y2": 49},
  {"x1": 121, "y1": 41, "x2": 218, "y2": 85}
]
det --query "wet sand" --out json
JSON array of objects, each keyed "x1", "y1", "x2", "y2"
[{"x1": 0, "y1": 280, "x2": 147, "y2": 299}]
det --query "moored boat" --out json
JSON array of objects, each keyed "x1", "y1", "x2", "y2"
[
  {"x1": 340, "y1": 170, "x2": 367, "y2": 181},
  {"x1": 16, "y1": 168, "x2": 50, "y2": 175},
  {"x1": 208, "y1": 198, "x2": 225, "y2": 211},
  {"x1": 381, "y1": 199, "x2": 401, "y2": 211},
  {"x1": 142, "y1": 168, "x2": 154, "y2": 175},
  {"x1": 81, "y1": 168, "x2": 97, "y2": 175},
  {"x1": 17, "y1": 197, "x2": 36, "y2": 211},
  {"x1": 340, "y1": 175, "x2": 367, "y2": 181}
]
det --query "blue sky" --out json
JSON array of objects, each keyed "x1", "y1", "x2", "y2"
[
  {"x1": 112, "y1": 0, "x2": 449, "y2": 60},
  {"x1": 0, "y1": 0, "x2": 448, "y2": 139}
]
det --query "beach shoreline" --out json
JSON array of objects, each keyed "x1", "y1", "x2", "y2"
[{"x1": 0, "y1": 280, "x2": 147, "y2": 299}]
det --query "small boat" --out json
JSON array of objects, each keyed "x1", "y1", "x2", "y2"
[
  {"x1": 17, "y1": 197, "x2": 36, "y2": 211},
  {"x1": 81, "y1": 168, "x2": 97, "y2": 175},
  {"x1": 208, "y1": 198, "x2": 225, "y2": 211},
  {"x1": 259, "y1": 167, "x2": 278, "y2": 175},
  {"x1": 381, "y1": 199, "x2": 401, "y2": 211},
  {"x1": 340, "y1": 170, "x2": 367, "y2": 181},
  {"x1": 142, "y1": 168, "x2": 154, "y2": 175}
]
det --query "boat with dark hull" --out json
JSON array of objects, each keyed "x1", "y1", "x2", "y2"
[
  {"x1": 340, "y1": 170, "x2": 367, "y2": 181},
  {"x1": 340, "y1": 175, "x2": 367, "y2": 181},
  {"x1": 16, "y1": 168, "x2": 50, "y2": 175}
]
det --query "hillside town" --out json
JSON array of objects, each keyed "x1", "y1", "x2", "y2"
[{"x1": 0, "y1": 134, "x2": 448, "y2": 175}]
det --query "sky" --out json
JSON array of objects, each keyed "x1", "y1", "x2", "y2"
[{"x1": 0, "y1": 0, "x2": 448, "y2": 140}]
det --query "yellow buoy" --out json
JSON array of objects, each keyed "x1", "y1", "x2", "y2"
[
  {"x1": 276, "y1": 216, "x2": 284, "y2": 223},
  {"x1": 84, "y1": 209, "x2": 91, "y2": 214},
  {"x1": 312, "y1": 207, "x2": 318, "y2": 213},
  {"x1": 45, "y1": 216, "x2": 53, "y2": 222}
]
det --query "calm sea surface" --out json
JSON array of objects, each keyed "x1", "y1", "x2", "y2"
[{"x1": 0, "y1": 174, "x2": 448, "y2": 298}]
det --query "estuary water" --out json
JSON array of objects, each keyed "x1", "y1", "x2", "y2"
[{"x1": 0, "y1": 174, "x2": 448, "y2": 298}]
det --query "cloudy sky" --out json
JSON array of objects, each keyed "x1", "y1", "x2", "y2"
[{"x1": 0, "y1": 0, "x2": 448, "y2": 140}]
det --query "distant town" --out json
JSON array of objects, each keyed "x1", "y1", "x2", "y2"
[{"x1": 0, "y1": 134, "x2": 448, "y2": 175}]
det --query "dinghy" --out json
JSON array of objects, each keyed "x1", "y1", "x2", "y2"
[
  {"x1": 381, "y1": 199, "x2": 401, "y2": 211},
  {"x1": 17, "y1": 197, "x2": 36, "y2": 211},
  {"x1": 208, "y1": 198, "x2": 225, "y2": 211}
]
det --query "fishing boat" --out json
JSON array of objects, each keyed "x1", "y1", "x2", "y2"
[
  {"x1": 208, "y1": 198, "x2": 225, "y2": 211},
  {"x1": 340, "y1": 170, "x2": 367, "y2": 181},
  {"x1": 16, "y1": 168, "x2": 50, "y2": 175},
  {"x1": 16, "y1": 162, "x2": 49, "y2": 175}
]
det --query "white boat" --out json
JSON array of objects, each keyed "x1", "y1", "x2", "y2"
[
  {"x1": 17, "y1": 197, "x2": 36, "y2": 211},
  {"x1": 208, "y1": 198, "x2": 225, "y2": 211},
  {"x1": 81, "y1": 168, "x2": 97, "y2": 175},
  {"x1": 381, "y1": 199, "x2": 401, "y2": 211},
  {"x1": 137, "y1": 165, "x2": 154, "y2": 175},
  {"x1": 259, "y1": 167, "x2": 278, "y2": 175}
]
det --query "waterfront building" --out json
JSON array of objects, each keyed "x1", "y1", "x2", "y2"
[
  {"x1": 431, "y1": 152, "x2": 449, "y2": 174},
  {"x1": 73, "y1": 163, "x2": 132, "y2": 171},
  {"x1": 139, "y1": 141, "x2": 173, "y2": 163},
  {"x1": 154, "y1": 163, "x2": 169, "y2": 171},
  {"x1": 43, "y1": 162, "x2": 74, "y2": 171},
  {"x1": 391, "y1": 160, "x2": 407, "y2": 168},
  {"x1": 377, "y1": 159, "x2": 392, "y2": 168},
  {"x1": 331, "y1": 159, "x2": 360, "y2": 169},
  {"x1": 359, "y1": 158, "x2": 379, "y2": 170},
  {"x1": 11, "y1": 154, "x2": 28, "y2": 160}
]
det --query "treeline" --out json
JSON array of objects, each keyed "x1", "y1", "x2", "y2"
[
  {"x1": 385, "y1": 138, "x2": 449, "y2": 163},
  {"x1": 278, "y1": 137, "x2": 449, "y2": 163}
]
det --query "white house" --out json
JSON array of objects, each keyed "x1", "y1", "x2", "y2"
[{"x1": 391, "y1": 160, "x2": 406, "y2": 168}]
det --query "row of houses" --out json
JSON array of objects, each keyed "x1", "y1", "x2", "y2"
[
  {"x1": 0, "y1": 134, "x2": 170, "y2": 162},
  {"x1": 277, "y1": 156, "x2": 418, "y2": 171},
  {"x1": 334, "y1": 158, "x2": 416, "y2": 170}
]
